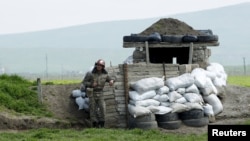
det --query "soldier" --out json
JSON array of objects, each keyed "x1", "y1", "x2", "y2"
[{"x1": 82, "y1": 59, "x2": 115, "y2": 128}]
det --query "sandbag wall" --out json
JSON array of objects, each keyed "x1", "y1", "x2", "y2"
[
  {"x1": 103, "y1": 63, "x2": 198, "y2": 128},
  {"x1": 126, "y1": 62, "x2": 227, "y2": 129}
]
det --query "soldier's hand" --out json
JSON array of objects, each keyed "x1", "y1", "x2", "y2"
[
  {"x1": 92, "y1": 82, "x2": 97, "y2": 87},
  {"x1": 109, "y1": 80, "x2": 114, "y2": 86}
]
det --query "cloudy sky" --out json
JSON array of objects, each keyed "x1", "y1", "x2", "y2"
[{"x1": 0, "y1": 0, "x2": 250, "y2": 34}]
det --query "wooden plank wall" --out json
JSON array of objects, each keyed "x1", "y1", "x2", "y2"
[{"x1": 103, "y1": 63, "x2": 199, "y2": 128}]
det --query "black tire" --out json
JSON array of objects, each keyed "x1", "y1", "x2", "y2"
[
  {"x1": 197, "y1": 35, "x2": 218, "y2": 42},
  {"x1": 135, "y1": 113, "x2": 156, "y2": 122},
  {"x1": 161, "y1": 35, "x2": 183, "y2": 43},
  {"x1": 157, "y1": 120, "x2": 182, "y2": 130},
  {"x1": 179, "y1": 109, "x2": 204, "y2": 120},
  {"x1": 155, "y1": 112, "x2": 179, "y2": 122},
  {"x1": 172, "y1": 35, "x2": 184, "y2": 43},
  {"x1": 123, "y1": 35, "x2": 148, "y2": 42},
  {"x1": 128, "y1": 115, "x2": 136, "y2": 129},
  {"x1": 182, "y1": 117, "x2": 209, "y2": 127},
  {"x1": 196, "y1": 29, "x2": 213, "y2": 35},
  {"x1": 182, "y1": 35, "x2": 198, "y2": 42},
  {"x1": 147, "y1": 32, "x2": 161, "y2": 42},
  {"x1": 161, "y1": 35, "x2": 172, "y2": 42}
]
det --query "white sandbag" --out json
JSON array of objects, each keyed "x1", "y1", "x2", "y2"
[
  {"x1": 206, "y1": 63, "x2": 227, "y2": 87},
  {"x1": 123, "y1": 55, "x2": 134, "y2": 64},
  {"x1": 146, "y1": 105, "x2": 160, "y2": 113},
  {"x1": 206, "y1": 62, "x2": 226, "y2": 78},
  {"x1": 156, "y1": 86, "x2": 170, "y2": 95},
  {"x1": 203, "y1": 103, "x2": 216, "y2": 122},
  {"x1": 168, "y1": 91, "x2": 183, "y2": 102},
  {"x1": 129, "y1": 90, "x2": 156, "y2": 101},
  {"x1": 166, "y1": 73, "x2": 194, "y2": 91},
  {"x1": 130, "y1": 77, "x2": 164, "y2": 94},
  {"x1": 203, "y1": 94, "x2": 223, "y2": 115},
  {"x1": 170, "y1": 103, "x2": 188, "y2": 113},
  {"x1": 183, "y1": 93, "x2": 204, "y2": 103},
  {"x1": 191, "y1": 68, "x2": 207, "y2": 88},
  {"x1": 175, "y1": 97, "x2": 187, "y2": 104},
  {"x1": 153, "y1": 94, "x2": 169, "y2": 102},
  {"x1": 128, "y1": 104, "x2": 151, "y2": 118},
  {"x1": 176, "y1": 88, "x2": 186, "y2": 95},
  {"x1": 184, "y1": 102, "x2": 203, "y2": 110},
  {"x1": 71, "y1": 89, "x2": 85, "y2": 98},
  {"x1": 160, "y1": 102, "x2": 171, "y2": 107},
  {"x1": 160, "y1": 94, "x2": 169, "y2": 102},
  {"x1": 129, "y1": 99, "x2": 136, "y2": 105},
  {"x1": 200, "y1": 77, "x2": 218, "y2": 96},
  {"x1": 203, "y1": 103, "x2": 214, "y2": 116},
  {"x1": 213, "y1": 76, "x2": 227, "y2": 87},
  {"x1": 153, "y1": 94, "x2": 160, "y2": 101},
  {"x1": 140, "y1": 90, "x2": 157, "y2": 100},
  {"x1": 129, "y1": 91, "x2": 141, "y2": 101},
  {"x1": 75, "y1": 97, "x2": 88, "y2": 110},
  {"x1": 134, "y1": 99, "x2": 160, "y2": 107},
  {"x1": 185, "y1": 84, "x2": 199, "y2": 94},
  {"x1": 154, "y1": 106, "x2": 173, "y2": 115},
  {"x1": 84, "y1": 97, "x2": 89, "y2": 104},
  {"x1": 205, "y1": 70, "x2": 217, "y2": 81}
]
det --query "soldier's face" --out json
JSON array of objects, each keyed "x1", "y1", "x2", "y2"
[{"x1": 96, "y1": 64, "x2": 103, "y2": 70}]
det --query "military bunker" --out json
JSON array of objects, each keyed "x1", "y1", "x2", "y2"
[{"x1": 97, "y1": 18, "x2": 220, "y2": 128}]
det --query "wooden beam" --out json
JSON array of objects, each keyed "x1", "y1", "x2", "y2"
[
  {"x1": 123, "y1": 64, "x2": 129, "y2": 128},
  {"x1": 145, "y1": 41, "x2": 150, "y2": 64},
  {"x1": 188, "y1": 42, "x2": 193, "y2": 64}
]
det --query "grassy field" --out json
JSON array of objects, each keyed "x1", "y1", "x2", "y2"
[
  {"x1": 227, "y1": 75, "x2": 250, "y2": 87},
  {"x1": 0, "y1": 128, "x2": 207, "y2": 141},
  {"x1": 0, "y1": 74, "x2": 249, "y2": 141}
]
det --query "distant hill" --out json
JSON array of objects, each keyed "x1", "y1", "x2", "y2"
[{"x1": 0, "y1": 2, "x2": 249, "y2": 74}]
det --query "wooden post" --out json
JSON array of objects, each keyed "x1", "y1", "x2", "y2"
[
  {"x1": 188, "y1": 42, "x2": 193, "y2": 64},
  {"x1": 123, "y1": 64, "x2": 129, "y2": 128},
  {"x1": 145, "y1": 41, "x2": 150, "y2": 64},
  {"x1": 37, "y1": 78, "x2": 43, "y2": 103}
]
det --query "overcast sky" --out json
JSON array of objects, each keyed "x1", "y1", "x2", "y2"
[{"x1": 1, "y1": 0, "x2": 250, "y2": 34}]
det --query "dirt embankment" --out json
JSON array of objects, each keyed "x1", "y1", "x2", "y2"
[{"x1": 1, "y1": 84, "x2": 250, "y2": 134}]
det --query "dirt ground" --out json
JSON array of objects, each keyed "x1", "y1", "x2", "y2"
[{"x1": 0, "y1": 83, "x2": 250, "y2": 134}]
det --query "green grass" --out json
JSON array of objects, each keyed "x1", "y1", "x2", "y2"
[
  {"x1": 0, "y1": 128, "x2": 207, "y2": 141},
  {"x1": 0, "y1": 74, "x2": 52, "y2": 117},
  {"x1": 41, "y1": 79, "x2": 81, "y2": 85},
  {"x1": 227, "y1": 75, "x2": 250, "y2": 87}
]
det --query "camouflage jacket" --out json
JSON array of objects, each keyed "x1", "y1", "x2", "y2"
[{"x1": 82, "y1": 70, "x2": 114, "y2": 92}]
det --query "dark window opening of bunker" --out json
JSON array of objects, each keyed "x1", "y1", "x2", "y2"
[{"x1": 149, "y1": 48, "x2": 189, "y2": 64}]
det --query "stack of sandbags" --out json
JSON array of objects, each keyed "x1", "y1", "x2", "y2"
[
  {"x1": 71, "y1": 89, "x2": 89, "y2": 112},
  {"x1": 127, "y1": 62, "x2": 227, "y2": 128}
]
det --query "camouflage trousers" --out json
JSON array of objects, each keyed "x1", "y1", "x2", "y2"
[{"x1": 89, "y1": 92, "x2": 106, "y2": 123}]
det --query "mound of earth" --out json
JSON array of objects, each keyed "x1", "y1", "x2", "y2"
[
  {"x1": 139, "y1": 18, "x2": 206, "y2": 35},
  {"x1": 1, "y1": 84, "x2": 250, "y2": 134}
]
